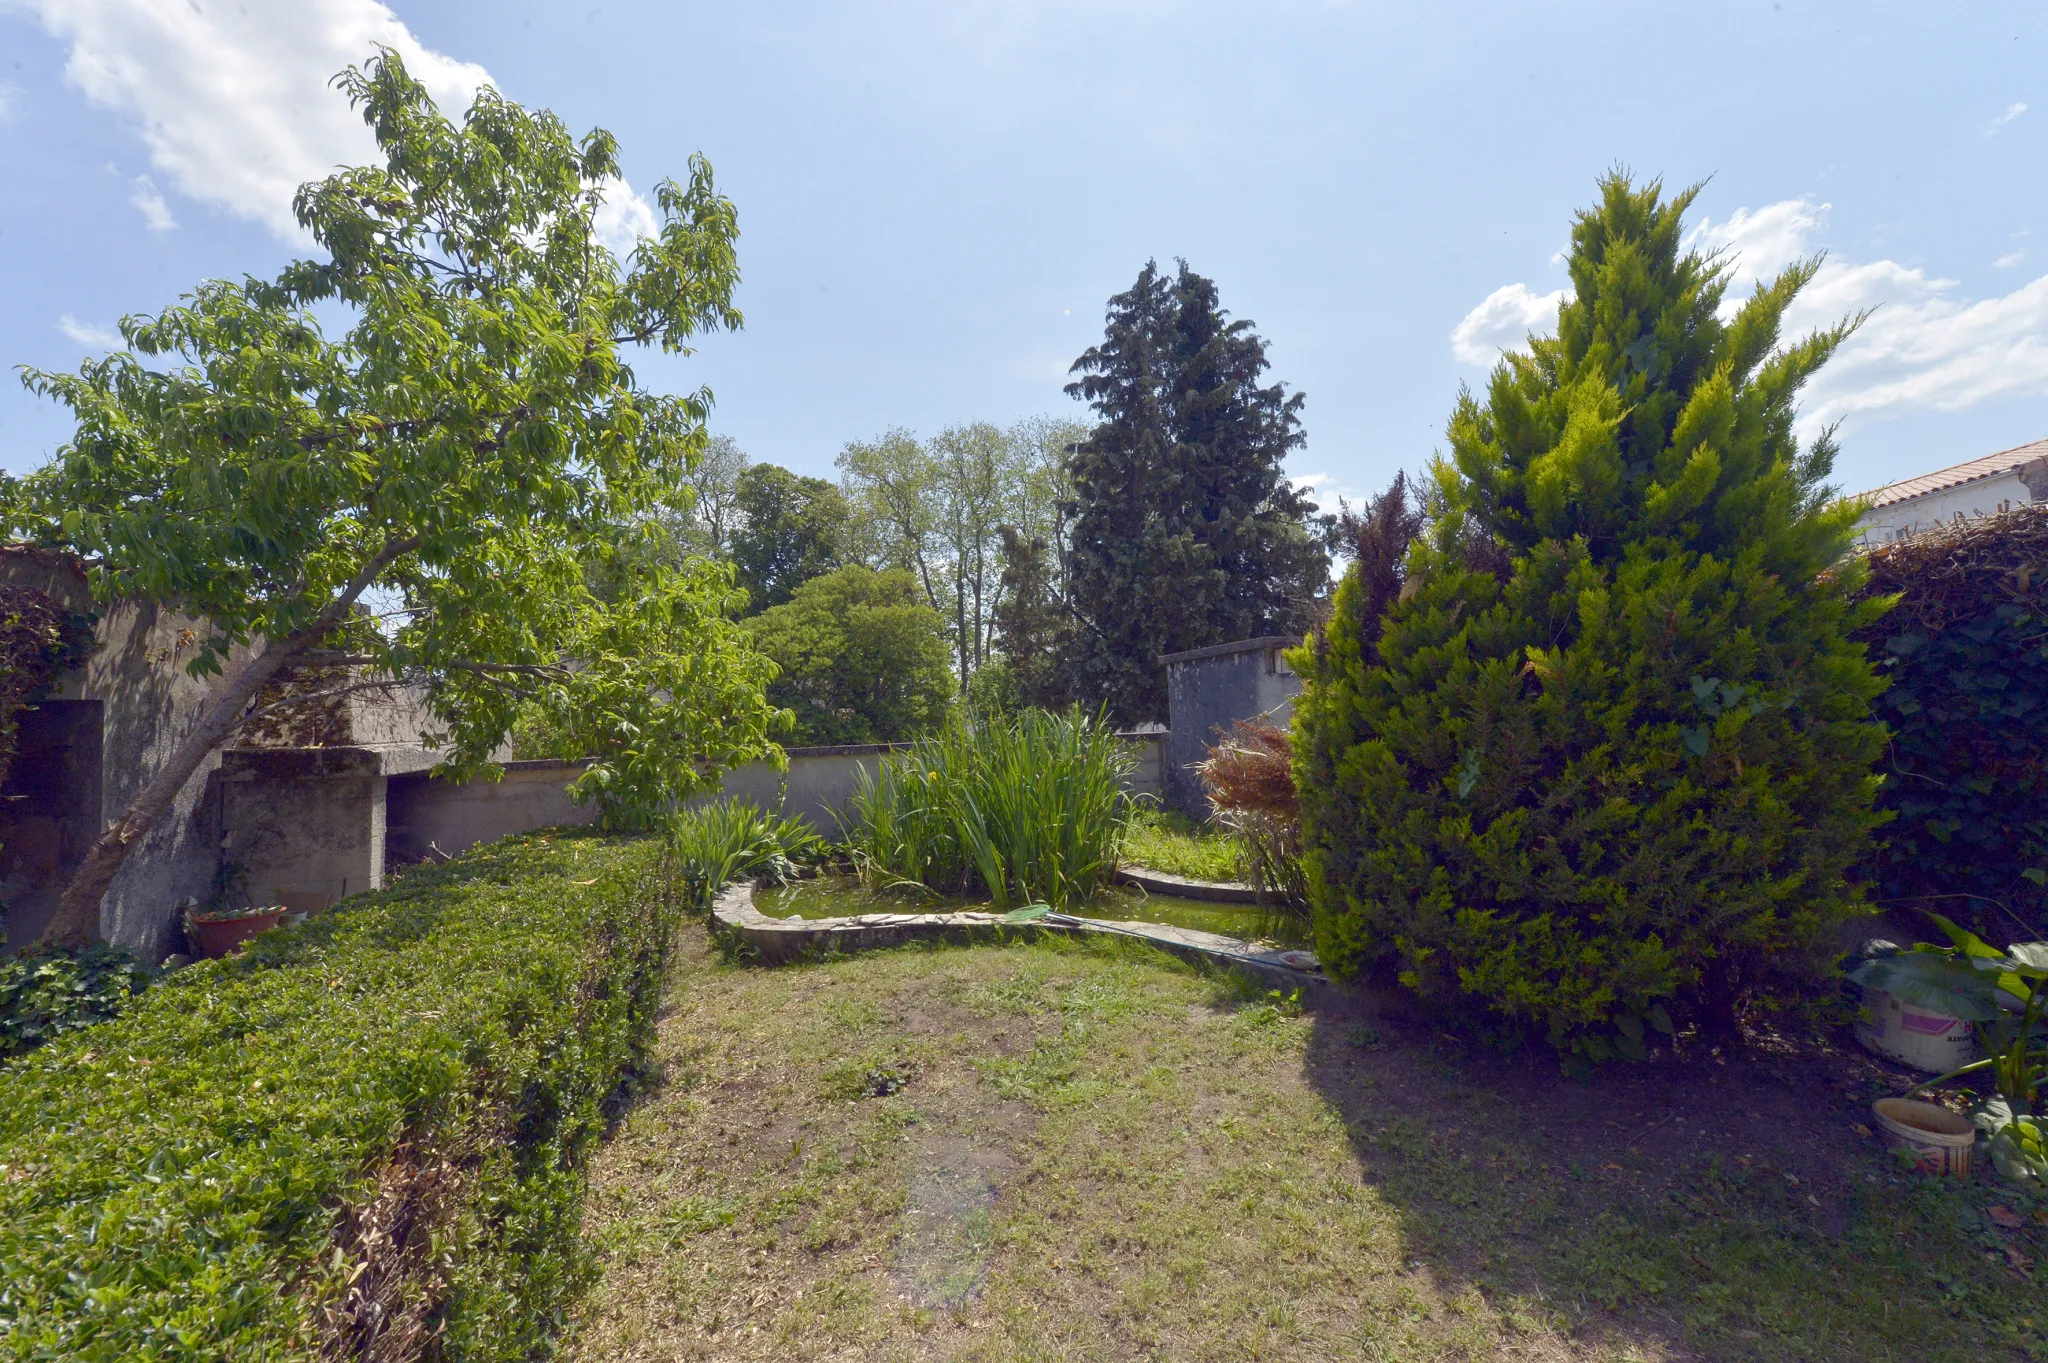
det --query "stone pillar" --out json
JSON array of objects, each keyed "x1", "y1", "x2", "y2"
[{"x1": 219, "y1": 748, "x2": 385, "y2": 915}]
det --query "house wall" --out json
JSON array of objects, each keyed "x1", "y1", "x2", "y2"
[{"x1": 1857, "y1": 468, "x2": 2043, "y2": 544}]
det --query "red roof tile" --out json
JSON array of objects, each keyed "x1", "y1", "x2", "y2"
[{"x1": 1859, "y1": 437, "x2": 2048, "y2": 510}]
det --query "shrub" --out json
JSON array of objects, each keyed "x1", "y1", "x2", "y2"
[
  {"x1": 670, "y1": 798, "x2": 822, "y2": 903},
  {"x1": 1196, "y1": 718, "x2": 1309, "y2": 911},
  {"x1": 1294, "y1": 175, "x2": 1891, "y2": 1061},
  {"x1": 0, "y1": 944, "x2": 152, "y2": 1060},
  {"x1": 0, "y1": 831, "x2": 678, "y2": 1361},
  {"x1": 745, "y1": 565, "x2": 955, "y2": 745},
  {"x1": 1856, "y1": 507, "x2": 2048, "y2": 939},
  {"x1": 842, "y1": 709, "x2": 1135, "y2": 909}
]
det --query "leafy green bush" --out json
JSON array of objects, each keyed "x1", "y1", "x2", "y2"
[
  {"x1": 842, "y1": 709, "x2": 1135, "y2": 910},
  {"x1": 0, "y1": 832, "x2": 678, "y2": 1361},
  {"x1": 1857, "y1": 508, "x2": 2048, "y2": 939},
  {"x1": 1294, "y1": 175, "x2": 1891, "y2": 1061},
  {"x1": 744, "y1": 565, "x2": 955, "y2": 745},
  {"x1": 670, "y1": 798, "x2": 822, "y2": 903},
  {"x1": 0, "y1": 944, "x2": 152, "y2": 1060}
]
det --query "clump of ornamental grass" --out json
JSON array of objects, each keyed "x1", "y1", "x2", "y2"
[
  {"x1": 842, "y1": 709, "x2": 1136, "y2": 911},
  {"x1": 1195, "y1": 718, "x2": 1310, "y2": 912},
  {"x1": 669, "y1": 798, "x2": 822, "y2": 907}
]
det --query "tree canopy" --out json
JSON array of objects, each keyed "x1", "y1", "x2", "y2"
[
  {"x1": 745, "y1": 565, "x2": 954, "y2": 745},
  {"x1": 729, "y1": 463, "x2": 852, "y2": 610},
  {"x1": 4, "y1": 51, "x2": 782, "y2": 944},
  {"x1": 1063, "y1": 259, "x2": 1328, "y2": 722}
]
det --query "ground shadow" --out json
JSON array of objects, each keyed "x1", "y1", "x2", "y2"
[{"x1": 1297, "y1": 988, "x2": 2042, "y2": 1362}]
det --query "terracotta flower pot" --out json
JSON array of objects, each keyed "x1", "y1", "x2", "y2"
[{"x1": 190, "y1": 908, "x2": 287, "y2": 959}]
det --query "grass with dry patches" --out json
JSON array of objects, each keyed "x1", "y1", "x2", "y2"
[{"x1": 569, "y1": 928, "x2": 2042, "y2": 1363}]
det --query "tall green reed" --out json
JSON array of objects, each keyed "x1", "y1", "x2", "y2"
[
  {"x1": 669, "y1": 798, "x2": 822, "y2": 907},
  {"x1": 841, "y1": 709, "x2": 1138, "y2": 910}
]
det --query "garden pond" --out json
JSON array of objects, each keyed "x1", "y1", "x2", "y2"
[{"x1": 754, "y1": 874, "x2": 1309, "y2": 946}]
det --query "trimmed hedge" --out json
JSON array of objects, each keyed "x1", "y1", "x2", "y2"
[
  {"x1": 1859, "y1": 507, "x2": 2048, "y2": 939},
  {"x1": 0, "y1": 831, "x2": 680, "y2": 1361}
]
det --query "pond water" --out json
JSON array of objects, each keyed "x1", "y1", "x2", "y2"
[{"x1": 754, "y1": 875, "x2": 1308, "y2": 946}]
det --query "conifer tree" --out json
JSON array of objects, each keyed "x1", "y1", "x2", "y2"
[
  {"x1": 1063, "y1": 260, "x2": 1327, "y2": 722},
  {"x1": 1293, "y1": 175, "x2": 1891, "y2": 1059},
  {"x1": 992, "y1": 525, "x2": 1072, "y2": 710}
]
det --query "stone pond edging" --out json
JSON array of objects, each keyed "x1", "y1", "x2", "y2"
[
  {"x1": 1114, "y1": 867, "x2": 1261, "y2": 903},
  {"x1": 710, "y1": 882, "x2": 1336, "y2": 999}
]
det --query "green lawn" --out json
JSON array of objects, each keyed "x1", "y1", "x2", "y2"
[
  {"x1": 1119, "y1": 808, "x2": 1243, "y2": 883},
  {"x1": 568, "y1": 926, "x2": 2045, "y2": 1362}
]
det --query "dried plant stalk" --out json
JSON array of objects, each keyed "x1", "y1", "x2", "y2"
[{"x1": 1195, "y1": 718, "x2": 1309, "y2": 911}]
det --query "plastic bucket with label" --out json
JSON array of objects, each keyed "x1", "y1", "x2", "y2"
[
  {"x1": 1855, "y1": 986, "x2": 1976, "y2": 1073},
  {"x1": 1871, "y1": 1098, "x2": 1975, "y2": 1177}
]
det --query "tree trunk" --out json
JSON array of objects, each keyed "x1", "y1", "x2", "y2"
[{"x1": 38, "y1": 537, "x2": 418, "y2": 950}]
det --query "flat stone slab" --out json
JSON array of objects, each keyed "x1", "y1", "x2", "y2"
[
  {"x1": 1116, "y1": 866, "x2": 1263, "y2": 903},
  {"x1": 711, "y1": 883, "x2": 1328, "y2": 994}
]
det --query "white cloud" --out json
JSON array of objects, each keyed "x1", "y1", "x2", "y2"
[
  {"x1": 56, "y1": 314, "x2": 121, "y2": 346},
  {"x1": 127, "y1": 173, "x2": 175, "y2": 231},
  {"x1": 1684, "y1": 197, "x2": 1830, "y2": 289},
  {"x1": 1996, "y1": 250, "x2": 2027, "y2": 269},
  {"x1": 11, "y1": 0, "x2": 658, "y2": 246},
  {"x1": 1987, "y1": 101, "x2": 2028, "y2": 136},
  {"x1": 1449, "y1": 282, "x2": 1567, "y2": 365},
  {"x1": 1450, "y1": 196, "x2": 2048, "y2": 437},
  {"x1": 0, "y1": 80, "x2": 20, "y2": 123},
  {"x1": 592, "y1": 178, "x2": 661, "y2": 257}
]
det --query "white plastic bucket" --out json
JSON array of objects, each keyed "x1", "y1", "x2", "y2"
[
  {"x1": 1855, "y1": 986, "x2": 1976, "y2": 1073},
  {"x1": 1871, "y1": 1098, "x2": 1975, "y2": 1177}
]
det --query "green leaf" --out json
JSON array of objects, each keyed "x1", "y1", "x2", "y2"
[
  {"x1": 1850, "y1": 953, "x2": 2004, "y2": 1021},
  {"x1": 1648, "y1": 1004, "x2": 1675, "y2": 1036}
]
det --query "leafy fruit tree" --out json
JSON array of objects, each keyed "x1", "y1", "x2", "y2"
[
  {"x1": 4, "y1": 52, "x2": 784, "y2": 947},
  {"x1": 745, "y1": 566, "x2": 955, "y2": 745},
  {"x1": 729, "y1": 463, "x2": 854, "y2": 610},
  {"x1": 1293, "y1": 174, "x2": 1891, "y2": 1061},
  {"x1": 1064, "y1": 259, "x2": 1329, "y2": 722}
]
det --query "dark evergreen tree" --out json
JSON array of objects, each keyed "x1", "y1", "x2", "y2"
[
  {"x1": 1062, "y1": 260, "x2": 1327, "y2": 722},
  {"x1": 729, "y1": 464, "x2": 851, "y2": 611},
  {"x1": 992, "y1": 525, "x2": 1073, "y2": 711},
  {"x1": 1293, "y1": 175, "x2": 1890, "y2": 1061}
]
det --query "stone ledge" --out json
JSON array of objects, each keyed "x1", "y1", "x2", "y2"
[
  {"x1": 710, "y1": 882, "x2": 1333, "y2": 997},
  {"x1": 1116, "y1": 866, "x2": 1261, "y2": 903}
]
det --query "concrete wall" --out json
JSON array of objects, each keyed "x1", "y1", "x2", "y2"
[
  {"x1": 1163, "y1": 637, "x2": 1303, "y2": 817},
  {"x1": 382, "y1": 732, "x2": 1174, "y2": 869},
  {"x1": 220, "y1": 748, "x2": 388, "y2": 915}
]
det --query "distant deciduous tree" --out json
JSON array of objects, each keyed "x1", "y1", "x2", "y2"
[
  {"x1": 745, "y1": 565, "x2": 954, "y2": 745},
  {"x1": 729, "y1": 463, "x2": 852, "y2": 611},
  {"x1": 839, "y1": 418, "x2": 1079, "y2": 694},
  {"x1": 1063, "y1": 259, "x2": 1328, "y2": 722}
]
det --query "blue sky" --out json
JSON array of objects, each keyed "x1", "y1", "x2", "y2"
[{"x1": 2, "y1": 1, "x2": 2043, "y2": 506}]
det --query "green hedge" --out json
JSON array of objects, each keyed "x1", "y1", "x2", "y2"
[
  {"x1": 1859, "y1": 508, "x2": 2048, "y2": 938},
  {"x1": 0, "y1": 831, "x2": 679, "y2": 1361}
]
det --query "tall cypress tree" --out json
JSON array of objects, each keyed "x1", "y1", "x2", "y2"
[
  {"x1": 1293, "y1": 175, "x2": 1890, "y2": 1059},
  {"x1": 1063, "y1": 260, "x2": 1327, "y2": 722}
]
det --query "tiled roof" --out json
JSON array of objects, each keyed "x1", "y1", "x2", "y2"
[{"x1": 1859, "y1": 437, "x2": 2048, "y2": 510}]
